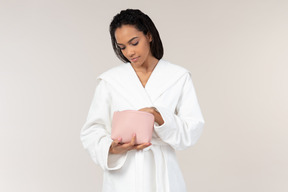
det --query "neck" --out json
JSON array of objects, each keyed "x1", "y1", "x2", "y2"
[{"x1": 132, "y1": 57, "x2": 159, "y2": 73}]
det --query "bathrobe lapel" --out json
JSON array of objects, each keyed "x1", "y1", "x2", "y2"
[{"x1": 98, "y1": 59, "x2": 188, "y2": 109}]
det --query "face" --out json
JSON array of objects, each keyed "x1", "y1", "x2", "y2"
[{"x1": 115, "y1": 25, "x2": 153, "y2": 66}]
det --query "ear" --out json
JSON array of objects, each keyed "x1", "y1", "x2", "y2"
[{"x1": 146, "y1": 32, "x2": 152, "y2": 43}]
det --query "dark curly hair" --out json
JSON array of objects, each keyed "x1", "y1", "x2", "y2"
[{"x1": 109, "y1": 9, "x2": 164, "y2": 63}]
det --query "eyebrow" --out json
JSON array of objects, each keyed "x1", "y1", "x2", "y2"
[{"x1": 117, "y1": 37, "x2": 139, "y2": 46}]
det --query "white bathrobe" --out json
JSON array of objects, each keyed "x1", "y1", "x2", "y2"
[{"x1": 80, "y1": 59, "x2": 205, "y2": 192}]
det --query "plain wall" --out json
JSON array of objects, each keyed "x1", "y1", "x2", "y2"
[{"x1": 1, "y1": 0, "x2": 287, "y2": 191}]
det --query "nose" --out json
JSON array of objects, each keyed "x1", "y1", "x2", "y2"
[{"x1": 125, "y1": 46, "x2": 135, "y2": 57}]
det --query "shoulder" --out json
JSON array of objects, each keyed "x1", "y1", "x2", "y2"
[
  {"x1": 159, "y1": 59, "x2": 189, "y2": 73},
  {"x1": 97, "y1": 62, "x2": 130, "y2": 80},
  {"x1": 91, "y1": 62, "x2": 129, "y2": 90},
  {"x1": 159, "y1": 59, "x2": 191, "y2": 82}
]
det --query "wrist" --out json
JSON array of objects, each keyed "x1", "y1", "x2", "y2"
[
  {"x1": 151, "y1": 107, "x2": 159, "y2": 114},
  {"x1": 151, "y1": 107, "x2": 164, "y2": 125}
]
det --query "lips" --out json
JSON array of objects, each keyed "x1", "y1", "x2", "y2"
[{"x1": 131, "y1": 57, "x2": 139, "y2": 62}]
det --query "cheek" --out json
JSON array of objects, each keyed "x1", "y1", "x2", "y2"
[
  {"x1": 120, "y1": 50, "x2": 125, "y2": 55},
  {"x1": 120, "y1": 49, "x2": 128, "y2": 57},
  {"x1": 142, "y1": 41, "x2": 151, "y2": 54}
]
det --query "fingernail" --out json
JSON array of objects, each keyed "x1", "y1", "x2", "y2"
[
  {"x1": 118, "y1": 137, "x2": 121, "y2": 141},
  {"x1": 133, "y1": 133, "x2": 136, "y2": 137}
]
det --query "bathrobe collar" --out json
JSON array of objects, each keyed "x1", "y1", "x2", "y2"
[{"x1": 98, "y1": 59, "x2": 189, "y2": 109}]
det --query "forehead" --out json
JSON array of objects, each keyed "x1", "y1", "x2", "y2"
[{"x1": 115, "y1": 25, "x2": 144, "y2": 43}]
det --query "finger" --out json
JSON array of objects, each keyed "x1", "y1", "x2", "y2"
[
  {"x1": 130, "y1": 133, "x2": 136, "y2": 146},
  {"x1": 138, "y1": 108, "x2": 150, "y2": 113},
  {"x1": 116, "y1": 134, "x2": 136, "y2": 152},
  {"x1": 135, "y1": 145, "x2": 148, "y2": 150},
  {"x1": 111, "y1": 137, "x2": 121, "y2": 148},
  {"x1": 120, "y1": 143, "x2": 134, "y2": 151},
  {"x1": 119, "y1": 136, "x2": 136, "y2": 151},
  {"x1": 138, "y1": 108, "x2": 147, "y2": 111},
  {"x1": 135, "y1": 143, "x2": 151, "y2": 150}
]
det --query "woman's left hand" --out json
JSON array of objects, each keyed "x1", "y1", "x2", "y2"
[{"x1": 138, "y1": 107, "x2": 164, "y2": 126}]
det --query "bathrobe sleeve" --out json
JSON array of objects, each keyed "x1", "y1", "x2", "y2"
[
  {"x1": 154, "y1": 72, "x2": 205, "y2": 150},
  {"x1": 80, "y1": 79, "x2": 127, "y2": 170}
]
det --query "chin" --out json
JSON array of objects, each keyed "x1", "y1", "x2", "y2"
[{"x1": 132, "y1": 60, "x2": 143, "y2": 66}]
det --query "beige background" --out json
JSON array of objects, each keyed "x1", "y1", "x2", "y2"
[{"x1": 1, "y1": 0, "x2": 287, "y2": 191}]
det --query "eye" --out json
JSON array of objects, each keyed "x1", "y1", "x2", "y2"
[
  {"x1": 118, "y1": 46, "x2": 125, "y2": 50},
  {"x1": 132, "y1": 41, "x2": 139, "y2": 46}
]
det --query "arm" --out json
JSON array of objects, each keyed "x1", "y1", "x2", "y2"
[
  {"x1": 80, "y1": 79, "x2": 127, "y2": 170},
  {"x1": 154, "y1": 73, "x2": 205, "y2": 150}
]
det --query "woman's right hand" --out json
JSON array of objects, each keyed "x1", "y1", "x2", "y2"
[{"x1": 109, "y1": 134, "x2": 151, "y2": 154}]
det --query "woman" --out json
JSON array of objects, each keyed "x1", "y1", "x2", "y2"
[{"x1": 81, "y1": 9, "x2": 205, "y2": 192}]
